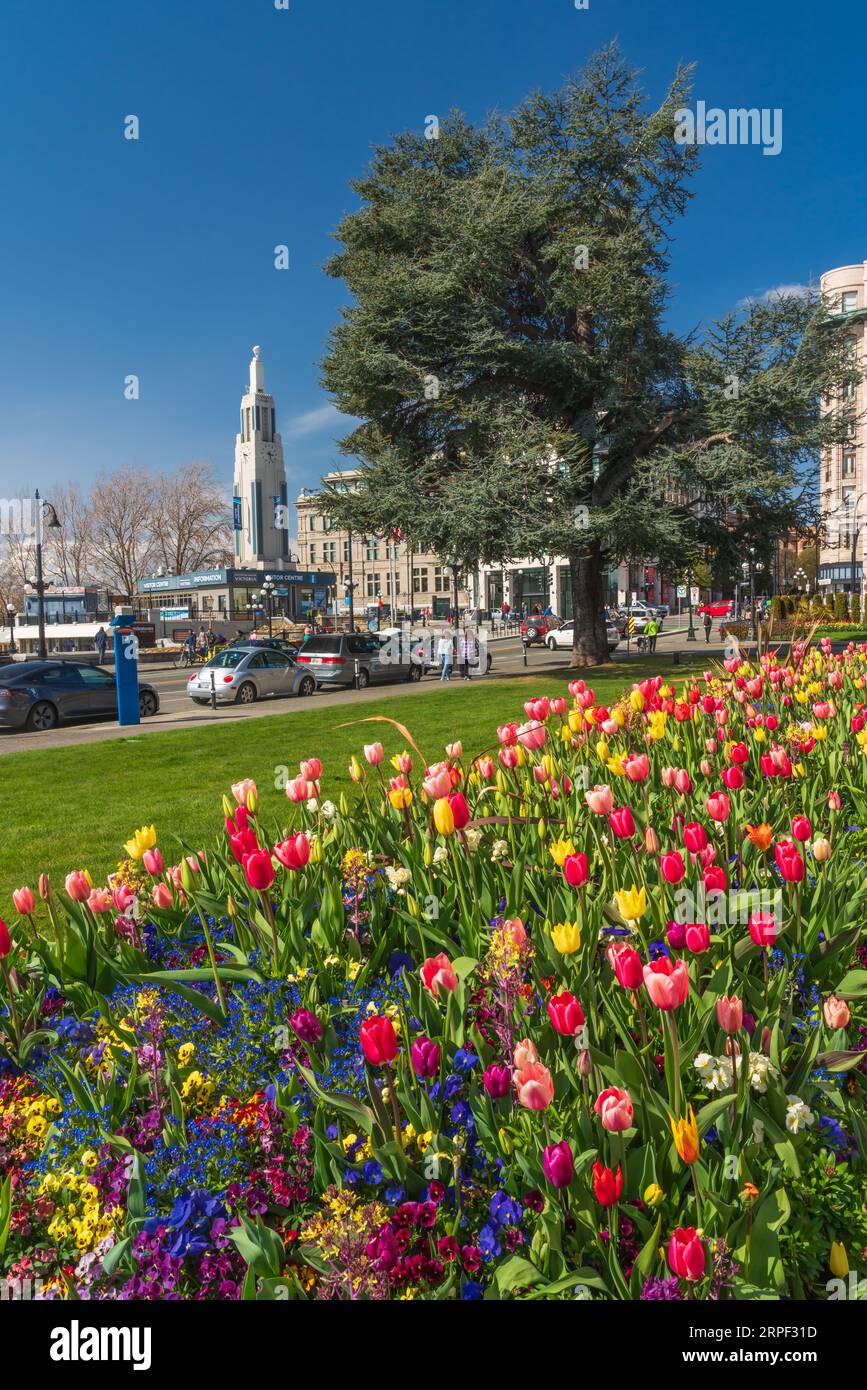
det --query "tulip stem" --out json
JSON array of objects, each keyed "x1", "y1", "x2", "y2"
[
  {"x1": 188, "y1": 890, "x2": 227, "y2": 1017},
  {"x1": 667, "y1": 1012, "x2": 682, "y2": 1115},
  {"x1": 386, "y1": 1062, "x2": 402, "y2": 1146}
]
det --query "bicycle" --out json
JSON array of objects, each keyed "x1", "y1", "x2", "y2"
[{"x1": 173, "y1": 647, "x2": 197, "y2": 669}]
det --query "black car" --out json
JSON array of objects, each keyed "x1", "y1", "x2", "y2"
[{"x1": 0, "y1": 661, "x2": 160, "y2": 732}]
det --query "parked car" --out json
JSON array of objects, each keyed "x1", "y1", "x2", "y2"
[
  {"x1": 520, "y1": 613, "x2": 558, "y2": 644},
  {"x1": 546, "y1": 620, "x2": 620, "y2": 655},
  {"x1": 295, "y1": 632, "x2": 423, "y2": 689},
  {"x1": 620, "y1": 602, "x2": 663, "y2": 633},
  {"x1": 186, "y1": 646, "x2": 315, "y2": 706},
  {"x1": 0, "y1": 661, "x2": 160, "y2": 732},
  {"x1": 696, "y1": 600, "x2": 734, "y2": 618}
]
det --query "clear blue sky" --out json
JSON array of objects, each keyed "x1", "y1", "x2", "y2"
[{"x1": 0, "y1": 0, "x2": 862, "y2": 504}]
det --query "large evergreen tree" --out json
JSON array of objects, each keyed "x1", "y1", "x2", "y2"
[{"x1": 320, "y1": 45, "x2": 859, "y2": 663}]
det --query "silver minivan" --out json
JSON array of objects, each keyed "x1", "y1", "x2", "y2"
[{"x1": 295, "y1": 632, "x2": 422, "y2": 689}]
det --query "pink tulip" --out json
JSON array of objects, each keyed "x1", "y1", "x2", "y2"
[
  {"x1": 285, "y1": 773, "x2": 310, "y2": 803},
  {"x1": 420, "y1": 952, "x2": 458, "y2": 998},
  {"x1": 716, "y1": 995, "x2": 743, "y2": 1033},
  {"x1": 513, "y1": 1037, "x2": 539, "y2": 1070},
  {"x1": 87, "y1": 888, "x2": 112, "y2": 914},
  {"x1": 363, "y1": 742, "x2": 384, "y2": 765},
  {"x1": 142, "y1": 848, "x2": 164, "y2": 875},
  {"x1": 685, "y1": 922, "x2": 711, "y2": 954},
  {"x1": 300, "y1": 758, "x2": 322, "y2": 781},
  {"x1": 517, "y1": 720, "x2": 546, "y2": 750},
  {"x1": 644, "y1": 826, "x2": 660, "y2": 854},
  {"x1": 643, "y1": 958, "x2": 689, "y2": 1010},
  {"x1": 514, "y1": 1061, "x2": 555, "y2": 1111},
  {"x1": 563, "y1": 853, "x2": 589, "y2": 888},
  {"x1": 65, "y1": 871, "x2": 91, "y2": 903},
  {"x1": 445, "y1": 740, "x2": 463, "y2": 759},
  {"x1": 607, "y1": 943, "x2": 644, "y2": 990},
  {"x1": 823, "y1": 995, "x2": 850, "y2": 1029},
  {"x1": 595, "y1": 1086, "x2": 634, "y2": 1132},
  {"x1": 585, "y1": 784, "x2": 614, "y2": 815},
  {"x1": 12, "y1": 887, "x2": 35, "y2": 916},
  {"x1": 152, "y1": 883, "x2": 173, "y2": 909},
  {"x1": 609, "y1": 806, "x2": 635, "y2": 839},
  {"x1": 274, "y1": 833, "x2": 311, "y2": 870},
  {"x1": 231, "y1": 778, "x2": 257, "y2": 807},
  {"x1": 705, "y1": 791, "x2": 731, "y2": 823},
  {"x1": 674, "y1": 768, "x2": 692, "y2": 794},
  {"x1": 624, "y1": 753, "x2": 650, "y2": 783},
  {"x1": 668, "y1": 1227, "x2": 706, "y2": 1282},
  {"x1": 791, "y1": 815, "x2": 812, "y2": 843},
  {"x1": 660, "y1": 850, "x2": 685, "y2": 885}
]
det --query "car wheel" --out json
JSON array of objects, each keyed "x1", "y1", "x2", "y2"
[
  {"x1": 235, "y1": 682, "x2": 257, "y2": 705},
  {"x1": 298, "y1": 675, "x2": 315, "y2": 697},
  {"x1": 356, "y1": 669, "x2": 370, "y2": 690},
  {"x1": 408, "y1": 663, "x2": 422, "y2": 682},
  {"x1": 139, "y1": 691, "x2": 158, "y2": 718},
  {"x1": 27, "y1": 700, "x2": 58, "y2": 732},
  {"x1": 546, "y1": 635, "x2": 557, "y2": 650}
]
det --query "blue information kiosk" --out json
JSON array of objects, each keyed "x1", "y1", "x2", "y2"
[{"x1": 110, "y1": 609, "x2": 141, "y2": 727}]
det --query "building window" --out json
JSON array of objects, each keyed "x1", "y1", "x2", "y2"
[
  {"x1": 343, "y1": 540, "x2": 350, "y2": 562},
  {"x1": 434, "y1": 566, "x2": 448, "y2": 593},
  {"x1": 310, "y1": 544, "x2": 317, "y2": 563},
  {"x1": 323, "y1": 541, "x2": 336, "y2": 564},
  {"x1": 386, "y1": 572, "x2": 400, "y2": 596},
  {"x1": 310, "y1": 516, "x2": 317, "y2": 531},
  {"x1": 366, "y1": 540, "x2": 380, "y2": 562},
  {"x1": 366, "y1": 572, "x2": 381, "y2": 598},
  {"x1": 843, "y1": 454, "x2": 856, "y2": 477},
  {"x1": 842, "y1": 291, "x2": 858, "y2": 313},
  {"x1": 413, "y1": 566, "x2": 429, "y2": 593}
]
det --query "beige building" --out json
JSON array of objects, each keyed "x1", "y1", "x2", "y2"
[
  {"x1": 295, "y1": 469, "x2": 468, "y2": 622},
  {"x1": 819, "y1": 263, "x2": 866, "y2": 596}
]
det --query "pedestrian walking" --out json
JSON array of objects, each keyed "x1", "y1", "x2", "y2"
[
  {"x1": 94, "y1": 626, "x2": 107, "y2": 664},
  {"x1": 644, "y1": 615, "x2": 658, "y2": 653},
  {"x1": 461, "y1": 628, "x2": 478, "y2": 680},
  {"x1": 437, "y1": 631, "x2": 453, "y2": 681},
  {"x1": 704, "y1": 611, "x2": 713, "y2": 643}
]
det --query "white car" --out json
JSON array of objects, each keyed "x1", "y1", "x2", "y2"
[{"x1": 546, "y1": 620, "x2": 620, "y2": 654}]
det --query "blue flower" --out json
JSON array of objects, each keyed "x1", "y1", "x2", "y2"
[
  {"x1": 362, "y1": 1160, "x2": 383, "y2": 1185},
  {"x1": 462, "y1": 1280, "x2": 485, "y2": 1299}
]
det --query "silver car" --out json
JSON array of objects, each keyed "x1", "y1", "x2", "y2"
[{"x1": 187, "y1": 646, "x2": 316, "y2": 706}]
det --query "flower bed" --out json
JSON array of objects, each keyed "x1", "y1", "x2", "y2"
[{"x1": 1, "y1": 637, "x2": 866, "y2": 1301}]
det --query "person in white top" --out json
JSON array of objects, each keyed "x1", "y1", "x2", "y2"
[{"x1": 436, "y1": 632, "x2": 453, "y2": 681}]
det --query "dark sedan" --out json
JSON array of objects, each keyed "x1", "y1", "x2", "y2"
[{"x1": 0, "y1": 661, "x2": 160, "y2": 732}]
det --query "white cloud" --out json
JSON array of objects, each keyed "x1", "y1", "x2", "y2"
[
  {"x1": 738, "y1": 283, "x2": 811, "y2": 307},
  {"x1": 282, "y1": 403, "x2": 347, "y2": 439}
]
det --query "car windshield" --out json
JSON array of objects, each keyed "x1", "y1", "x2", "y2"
[{"x1": 205, "y1": 649, "x2": 247, "y2": 669}]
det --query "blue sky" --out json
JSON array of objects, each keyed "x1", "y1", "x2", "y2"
[{"x1": 0, "y1": 0, "x2": 862, "y2": 504}]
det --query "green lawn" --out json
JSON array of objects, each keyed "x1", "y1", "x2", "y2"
[{"x1": 0, "y1": 654, "x2": 709, "y2": 897}]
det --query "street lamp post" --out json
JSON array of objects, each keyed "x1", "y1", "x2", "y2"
[
  {"x1": 33, "y1": 490, "x2": 61, "y2": 660},
  {"x1": 848, "y1": 492, "x2": 867, "y2": 610},
  {"x1": 686, "y1": 573, "x2": 696, "y2": 642},
  {"x1": 6, "y1": 603, "x2": 15, "y2": 654},
  {"x1": 261, "y1": 576, "x2": 276, "y2": 640}
]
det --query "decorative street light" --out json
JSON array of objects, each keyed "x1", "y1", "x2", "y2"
[
  {"x1": 261, "y1": 575, "x2": 276, "y2": 640},
  {"x1": 32, "y1": 490, "x2": 62, "y2": 659},
  {"x1": 6, "y1": 603, "x2": 15, "y2": 654}
]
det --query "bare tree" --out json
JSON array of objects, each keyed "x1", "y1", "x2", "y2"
[
  {"x1": 89, "y1": 466, "x2": 157, "y2": 597},
  {"x1": 47, "y1": 484, "x2": 94, "y2": 585},
  {"x1": 150, "y1": 461, "x2": 233, "y2": 575}
]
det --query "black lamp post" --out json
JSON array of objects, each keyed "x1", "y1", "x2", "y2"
[
  {"x1": 6, "y1": 603, "x2": 15, "y2": 654},
  {"x1": 261, "y1": 576, "x2": 275, "y2": 640},
  {"x1": 33, "y1": 490, "x2": 61, "y2": 659}
]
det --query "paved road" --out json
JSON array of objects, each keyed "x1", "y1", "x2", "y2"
[{"x1": 0, "y1": 626, "x2": 727, "y2": 756}]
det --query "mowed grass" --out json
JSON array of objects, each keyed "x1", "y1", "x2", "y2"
[{"x1": 0, "y1": 654, "x2": 710, "y2": 897}]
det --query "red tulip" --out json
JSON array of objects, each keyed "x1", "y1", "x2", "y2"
[
  {"x1": 243, "y1": 849, "x2": 275, "y2": 891},
  {"x1": 682, "y1": 822, "x2": 708, "y2": 854},
  {"x1": 563, "y1": 853, "x2": 589, "y2": 888},
  {"x1": 229, "y1": 827, "x2": 258, "y2": 863},
  {"x1": 607, "y1": 943, "x2": 644, "y2": 990},
  {"x1": 547, "y1": 991, "x2": 585, "y2": 1036},
  {"x1": 411, "y1": 1036, "x2": 441, "y2": 1078},
  {"x1": 790, "y1": 815, "x2": 812, "y2": 843},
  {"x1": 448, "y1": 792, "x2": 470, "y2": 830},
  {"x1": 774, "y1": 839, "x2": 805, "y2": 883},
  {"x1": 643, "y1": 957, "x2": 690, "y2": 1010},
  {"x1": 592, "y1": 1160, "x2": 623, "y2": 1207},
  {"x1": 274, "y1": 833, "x2": 311, "y2": 870},
  {"x1": 685, "y1": 922, "x2": 710, "y2": 954},
  {"x1": 660, "y1": 850, "x2": 685, "y2": 885},
  {"x1": 360, "y1": 1014, "x2": 398, "y2": 1065},
  {"x1": 721, "y1": 766, "x2": 744, "y2": 790},
  {"x1": 609, "y1": 806, "x2": 635, "y2": 839},
  {"x1": 0, "y1": 919, "x2": 10, "y2": 958},
  {"x1": 420, "y1": 952, "x2": 458, "y2": 997},
  {"x1": 668, "y1": 1226, "x2": 706, "y2": 1282},
  {"x1": 748, "y1": 912, "x2": 777, "y2": 948},
  {"x1": 703, "y1": 865, "x2": 727, "y2": 893}
]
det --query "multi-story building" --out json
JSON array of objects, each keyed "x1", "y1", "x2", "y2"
[
  {"x1": 296, "y1": 469, "x2": 467, "y2": 622},
  {"x1": 819, "y1": 262, "x2": 866, "y2": 597}
]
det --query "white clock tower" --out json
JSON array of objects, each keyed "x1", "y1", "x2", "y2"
[{"x1": 232, "y1": 346, "x2": 289, "y2": 568}]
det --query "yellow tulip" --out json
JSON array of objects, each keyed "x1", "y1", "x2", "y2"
[
  {"x1": 388, "y1": 787, "x2": 413, "y2": 811},
  {"x1": 643, "y1": 1183, "x2": 665, "y2": 1207},
  {"x1": 123, "y1": 825, "x2": 157, "y2": 860},
  {"x1": 614, "y1": 885, "x2": 646, "y2": 921},
  {"x1": 550, "y1": 920, "x2": 581, "y2": 955},
  {"x1": 433, "y1": 798, "x2": 455, "y2": 835},
  {"x1": 596, "y1": 737, "x2": 610, "y2": 761},
  {"x1": 549, "y1": 838, "x2": 576, "y2": 867},
  {"x1": 670, "y1": 1106, "x2": 700, "y2": 1165},
  {"x1": 830, "y1": 1242, "x2": 849, "y2": 1278},
  {"x1": 629, "y1": 689, "x2": 645, "y2": 713}
]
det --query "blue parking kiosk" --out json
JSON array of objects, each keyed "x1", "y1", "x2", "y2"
[{"x1": 110, "y1": 609, "x2": 141, "y2": 727}]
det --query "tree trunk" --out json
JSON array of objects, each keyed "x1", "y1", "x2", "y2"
[{"x1": 569, "y1": 541, "x2": 609, "y2": 666}]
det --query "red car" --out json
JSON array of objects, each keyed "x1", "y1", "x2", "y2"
[
  {"x1": 520, "y1": 613, "x2": 557, "y2": 644},
  {"x1": 696, "y1": 601, "x2": 733, "y2": 618}
]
